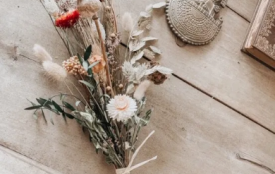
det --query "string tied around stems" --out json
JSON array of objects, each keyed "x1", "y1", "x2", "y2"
[{"x1": 115, "y1": 130, "x2": 157, "y2": 174}]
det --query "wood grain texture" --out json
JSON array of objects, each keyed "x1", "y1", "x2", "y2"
[
  {"x1": 118, "y1": 0, "x2": 275, "y2": 133},
  {"x1": 227, "y1": 0, "x2": 259, "y2": 22},
  {"x1": 0, "y1": 0, "x2": 274, "y2": 174},
  {"x1": 0, "y1": 146, "x2": 61, "y2": 174}
]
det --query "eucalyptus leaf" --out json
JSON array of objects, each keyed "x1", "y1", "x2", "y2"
[
  {"x1": 62, "y1": 113, "x2": 67, "y2": 123},
  {"x1": 65, "y1": 112, "x2": 74, "y2": 119},
  {"x1": 25, "y1": 105, "x2": 42, "y2": 110},
  {"x1": 60, "y1": 93, "x2": 65, "y2": 101},
  {"x1": 88, "y1": 61, "x2": 99, "y2": 69},
  {"x1": 62, "y1": 101, "x2": 75, "y2": 111},
  {"x1": 36, "y1": 98, "x2": 51, "y2": 107},
  {"x1": 140, "y1": 118, "x2": 149, "y2": 127},
  {"x1": 83, "y1": 61, "x2": 89, "y2": 71},
  {"x1": 84, "y1": 45, "x2": 92, "y2": 61},
  {"x1": 152, "y1": 2, "x2": 166, "y2": 9},
  {"x1": 133, "y1": 115, "x2": 141, "y2": 124},
  {"x1": 27, "y1": 99, "x2": 36, "y2": 106},
  {"x1": 52, "y1": 100, "x2": 63, "y2": 113},
  {"x1": 45, "y1": 108, "x2": 60, "y2": 115},
  {"x1": 79, "y1": 80, "x2": 94, "y2": 89},
  {"x1": 77, "y1": 53, "x2": 83, "y2": 64},
  {"x1": 41, "y1": 109, "x2": 47, "y2": 123}
]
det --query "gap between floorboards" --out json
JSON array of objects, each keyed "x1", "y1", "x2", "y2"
[{"x1": 120, "y1": 42, "x2": 275, "y2": 135}]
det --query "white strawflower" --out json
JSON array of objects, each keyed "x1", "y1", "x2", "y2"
[{"x1": 107, "y1": 95, "x2": 137, "y2": 122}]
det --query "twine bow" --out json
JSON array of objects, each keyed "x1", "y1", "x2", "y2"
[{"x1": 116, "y1": 131, "x2": 157, "y2": 174}]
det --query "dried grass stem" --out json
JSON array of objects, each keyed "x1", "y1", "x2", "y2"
[{"x1": 93, "y1": 14, "x2": 114, "y2": 97}]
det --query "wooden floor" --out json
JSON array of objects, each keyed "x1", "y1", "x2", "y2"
[{"x1": 0, "y1": 0, "x2": 275, "y2": 173}]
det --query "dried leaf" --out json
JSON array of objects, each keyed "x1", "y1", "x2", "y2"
[
  {"x1": 149, "y1": 46, "x2": 162, "y2": 54},
  {"x1": 140, "y1": 11, "x2": 151, "y2": 18},
  {"x1": 52, "y1": 100, "x2": 63, "y2": 113},
  {"x1": 88, "y1": 61, "x2": 99, "y2": 69},
  {"x1": 79, "y1": 80, "x2": 94, "y2": 89},
  {"x1": 146, "y1": 4, "x2": 153, "y2": 12},
  {"x1": 133, "y1": 42, "x2": 146, "y2": 52},
  {"x1": 142, "y1": 37, "x2": 158, "y2": 42},
  {"x1": 132, "y1": 30, "x2": 144, "y2": 37},
  {"x1": 83, "y1": 61, "x2": 89, "y2": 71},
  {"x1": 25, "y1": 105, "x2": 42, "y2": 110},
  {"x1": 84, "y1": 45, "x2": 92, "y2": 61},
  {"x1": 129, "y1": 40, "x2": 136, "y2": 51},
  {"x1": 152, "y1": 2, "x2": 166, "y2": 9},
  {"x1": 62, "y1": 101, "x2": 75, "y2": 111},
  {"x1": 131, "y1": 51, "x2": 144, "y2": 64}
]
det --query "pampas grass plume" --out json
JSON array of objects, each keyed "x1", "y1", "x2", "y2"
[
  {"x1": 33, "y1": 44, "x2": 53, "y2": 62},
  {"x1": 134, "y1": 80, "x2": 151, "y2": 100},
  {"x1": 42, "y1": 61, "x2": 67, "y2": 81},
  {"x1": 122, "y1": 12, "x2": 134, "y2": 32},
  {"x1": 92, "y1": 19, "x2": 106, "y2": 40},
  {"x1": 33, "y1": 44, "x2": 67, "y2": 81}
]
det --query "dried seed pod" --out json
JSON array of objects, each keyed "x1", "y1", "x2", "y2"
[
  {"x1": 147, "y1": 71, "x2": 167, "y2": 85},
  {"x1": 63, "y1": 56, "x2": 88, "y2": 76}
]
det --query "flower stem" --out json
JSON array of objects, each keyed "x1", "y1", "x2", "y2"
[{"x1": 92, "y1": 14, "x2": 114, "y2": 97}]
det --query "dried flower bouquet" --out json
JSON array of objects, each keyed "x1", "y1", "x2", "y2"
[{"x1": 25, "y1": 0, "x2": 171, "y2": 173}]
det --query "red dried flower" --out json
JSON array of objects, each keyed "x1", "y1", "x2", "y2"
[{"x1": 55, "y1": 10, "x2": 80, "y2": 28}]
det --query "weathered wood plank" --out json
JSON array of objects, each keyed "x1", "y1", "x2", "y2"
[
  {"x1": 0, "y1": 146, "x2": 61, "y2": 174},
  {"x1": 227, "y1": 0, "x2": 259, "y2": 22},
  {"x1": 0, "y1": 0, "x2": 274, "y2": 174},
  {"x1": 1, "y1": 61, "x2": 275, "y2": 174},
  {"x1": 118, "y1": 0, "x2": 275, "y2": 133}
]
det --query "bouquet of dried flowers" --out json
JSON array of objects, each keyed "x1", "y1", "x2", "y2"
[{"x1": 25, "y1": 0, "x2": 171, "y2": 173}]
